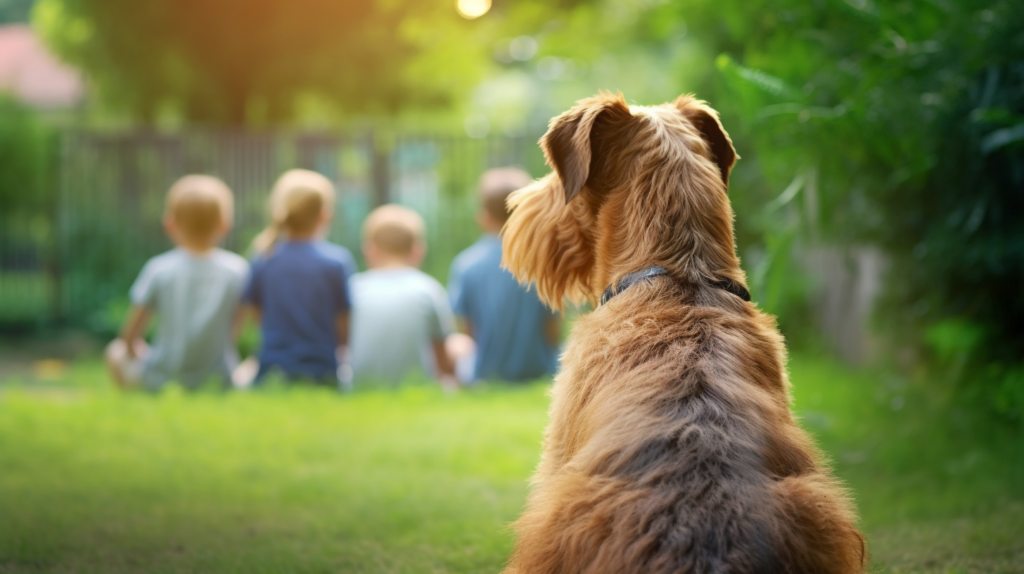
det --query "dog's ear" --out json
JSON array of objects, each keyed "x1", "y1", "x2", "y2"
[
  {"x1": 541, "y1": 92, "x2": 633, "y2": 204},
  {"x1": 675, "y1": 95, "x2": 738, "y2": 188}
]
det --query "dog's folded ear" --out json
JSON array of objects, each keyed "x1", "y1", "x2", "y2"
[
  {"x1": 675, "y1": 95, "x2": 738, "y2": 188},
  {"x1": 541, "y1": 92, "x2": 633, "y2": 204}
]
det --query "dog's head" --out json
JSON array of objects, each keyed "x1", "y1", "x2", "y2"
[{"x1": 502, "y1": 92, "x2": 745, "y2": 310}]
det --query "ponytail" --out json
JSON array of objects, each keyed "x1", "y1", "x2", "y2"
[
  {"x1": 253, "y1": 169, "x2": 335, "y2": 256},
  {"x1": 251, "y1": 222, "x2": 283, "y2": 255}
]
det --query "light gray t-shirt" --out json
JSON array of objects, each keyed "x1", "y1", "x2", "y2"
[
  {"x1": 130, "y1": 248, "x2": 249, "y2": 389},
  {"x1": 349, "y1": 267, "x2": 455, "y2": 384}
]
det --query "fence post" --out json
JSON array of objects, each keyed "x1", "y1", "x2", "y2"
[{"x1": 369, "y1": 130, "x2": 389, "y2": 207}]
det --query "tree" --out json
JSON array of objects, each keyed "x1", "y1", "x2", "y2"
[{"x1": 32, "y1": 0, "x2": 497, "y2": 124}]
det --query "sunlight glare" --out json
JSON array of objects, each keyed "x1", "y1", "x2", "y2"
[{"x1": 456, "y1": 0, "x2": 491, "y2": 19}]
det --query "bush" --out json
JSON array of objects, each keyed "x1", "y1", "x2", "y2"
[{"x1": 674, "y1": 0, "x2": 1024, "y2": 420}]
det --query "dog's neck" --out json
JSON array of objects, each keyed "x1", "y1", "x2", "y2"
[{"x1": 600, "y1": 265, "x2": 752, "y2": 306}]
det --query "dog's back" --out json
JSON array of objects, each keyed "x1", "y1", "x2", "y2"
[
  {"x1": 500, "y1": 92, "x2": 864, "y2": 573},
  {"x1": 506, "y1": 281, "x2": 862, "y2": 574}
]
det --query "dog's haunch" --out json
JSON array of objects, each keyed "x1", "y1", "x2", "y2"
[{"x1": 500, "y1": 93, "x2": 865, "y2": 574}]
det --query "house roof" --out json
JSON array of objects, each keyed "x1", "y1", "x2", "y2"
[{"x1": 0, "y1": 24, "x2": 83, "y2": 108}]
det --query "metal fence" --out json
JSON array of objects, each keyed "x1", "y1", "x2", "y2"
[{"x1": 0, "y1": 129, "x2": 545, "y2": 332}]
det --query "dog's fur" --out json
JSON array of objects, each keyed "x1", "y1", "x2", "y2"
[{"x1": 501, "y1": 93, "x2": 865, "y2": 574}]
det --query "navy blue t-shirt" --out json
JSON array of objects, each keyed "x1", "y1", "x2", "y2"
[
  {"x1": 448, "y1": 235, "x2": 558, "y2": 382},
  {"x1": 243, "y1": 240, "x2": 356, "y2": 379}
]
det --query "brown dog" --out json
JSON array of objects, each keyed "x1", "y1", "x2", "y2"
[{"x1": 501, "y1": 93, "x2": 865, "y2": 573}]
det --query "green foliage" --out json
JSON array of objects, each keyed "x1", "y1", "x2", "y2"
[
  {"x1": 0, "y1": 95, "x2": 51, "y2": 214},
  {"x1": 0, "y1": 97, "x2": 56, "y2": 330},
  {"x1": 0, "y1": 355, "x2": 1021, "y2": 572},
  {"x1": 32, "y1": 0, "x2": 493, "y2": 124},
  {"x1": 658, "y1": 0, "x2": 1024, "y2": 419}
]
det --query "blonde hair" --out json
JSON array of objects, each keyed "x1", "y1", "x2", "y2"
[
  {"x1": 362, "y1": 204, "x2": 425, "y2": 257},
  {"x1": 479, "y1": 167, "x2": 532, "y2": 224},
  {"x1": 165, "y1": 175, "x2": 233, "y2": 246},
  {"x1": 252, "y1": 169, "x2": 336, "y2": 254}
]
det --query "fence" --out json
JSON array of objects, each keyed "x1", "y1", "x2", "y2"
[{"x1": 0, "y1": 129, "x2": 545, "y2": 332}]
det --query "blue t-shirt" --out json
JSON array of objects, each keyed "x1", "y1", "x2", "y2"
[
  {"x1": 243, "y1": 240, "x2": 356, "y2": 379},
  {"x1": 448, "y1": 235, "x2": 558, "y2": 382}
]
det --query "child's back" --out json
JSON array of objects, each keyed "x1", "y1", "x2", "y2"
[
  {"x1": 350, "y1": 266, "x2": 453, "y2": 382},
  {"x1": 246, "y1": 240, "x2": 354, "y2": 380},
  {"x1": 106, "y1": 175, "x2": 247, "y2": 390},
  {"x1": 449, "y1": 235, "x2": 556, "y2": 381},
  {"x1": 349, "y1": 204, "x2": 456, "y2": 385},
  {"x1": 135, "y1": 248, "x2": 248, "y2": 387},
  {"x1": 449, "y1": 168, "x2": 560, "y2": 382},
  {"x1": 243, "y1": 169, "x2": 354, "y2": 384}
]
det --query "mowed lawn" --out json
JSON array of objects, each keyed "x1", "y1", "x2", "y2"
[{"x1": 0, "y1": 354, "x2": 1022, "y2": 573}]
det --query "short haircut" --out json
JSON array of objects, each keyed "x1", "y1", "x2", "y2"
[
  {"x1": 362, "y1": 204, "x2": 425, "y2": 257},
  {"x1": 479, "y1": 167, "x2": 532, "y2": 224},
  {"x1": 165, "y1": 175, "x2": 233, "y2": 245}
]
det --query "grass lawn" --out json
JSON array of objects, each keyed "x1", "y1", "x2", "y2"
[{"x1": 0, "y1": 353, "x2": 1021, "y2": 573}]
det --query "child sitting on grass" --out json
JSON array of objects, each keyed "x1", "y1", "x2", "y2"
[
  {"x1": 105, "y1": 175, "x2": 249, "y2": 390},
  {"x1": 242, "y1": 169, "x2": 356, "y2": 387},
  {"x1": 447, "y1": 167, "x2": 560, "y2": 383},
  {"x1": 349, "y1": 204, "x2": 459, "y2": 388}
]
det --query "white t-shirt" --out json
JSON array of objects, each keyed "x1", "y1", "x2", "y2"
[
  {"x1": 130, "y1": 248, "x2": 249, "y2": 389},
  {"x1": 349, "y1": 267, "x2": 455, "y2": 384}
]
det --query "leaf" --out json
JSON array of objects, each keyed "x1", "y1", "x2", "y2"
[{"x1": 980, "y1": 123, "x2": 1024, "y2": 154}]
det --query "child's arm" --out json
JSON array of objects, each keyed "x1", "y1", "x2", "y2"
[
  {"x1": 335, "y1": 311, "x2": 350, "y2": 347},
  {"x1": 120, "y1": 305, "x2": 152, "y2": 358},
  {"x1": 457, "y1": 318, "x2": 474, "y2": 339},
  {"x1": 234, "y1": 304, "x2": 259, "y2": 341},
  {"x1": 432, "y1": 339, "x2": 459, "y2": 390}
]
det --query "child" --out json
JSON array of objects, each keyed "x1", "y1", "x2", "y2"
[
  {"x1": 105, "y1": 175, "x2": 249, "y2": 390},
  {"x1": 349, "y1": 204, "x2": 458, "y2": 387},
  {"x1": 447, "y1": 167, "x2": 560, "y2": 382},
  {"x1": 243, "y1": 169, "x2": 356, "y2": 386}
]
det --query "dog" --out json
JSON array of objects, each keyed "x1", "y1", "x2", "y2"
[{"x1": 500, "y1": 92, "x2": 865, "y2": 573}]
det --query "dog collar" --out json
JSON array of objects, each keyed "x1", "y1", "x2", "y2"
[{"x1": 600, "y1": 266, "x2": 751, "y2": 306}]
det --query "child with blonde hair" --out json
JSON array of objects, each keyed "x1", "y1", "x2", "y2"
[
  {"x1": 349, "y1": 204, "x2": 459, "y2": 387},
  {"x1": 242, "y1": 169, "x2": 357, "y2": 385},
  {"x1": 105, "y1": 174, "x2": 249, "y2": 390}
]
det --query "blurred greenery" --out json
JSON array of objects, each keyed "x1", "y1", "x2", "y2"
[
  {"x1": 0, "y1": 0, "x2": 31, "y2": 23},
  {"x1": 31, "y1": 0, "x2": 496, "y2": 124},
  {"x1": 0, "y1": 95, "x2": 52, "y2": 216},
  {"x1": 687, "y1": 0, "x2": 1024, "y2": 420},
  {"x1": 9, "y1": 0, "x2": 1024, "y2": 419},
  {"x1": 0, "y1": 97, "x2": 56, "y2": 329},
  {"x1": 0, "y1": 354, "x2": 1021, "y2": 572},
  {"x1": 511, "y1": 0, "x2": 1024, "y2": 419}
]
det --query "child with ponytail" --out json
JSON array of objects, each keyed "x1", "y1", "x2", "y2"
[{"x1": 241, "y1": 169, "x2": 357, "y2": 386}]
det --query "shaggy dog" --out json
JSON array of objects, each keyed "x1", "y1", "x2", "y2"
[{"x1": 501, "y1": 93, "x2": 865, "y2": 573}]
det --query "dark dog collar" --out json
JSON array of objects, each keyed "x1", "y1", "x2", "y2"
[{"x1": 600, "y1": 265, "x2": 751, "y2": 306}]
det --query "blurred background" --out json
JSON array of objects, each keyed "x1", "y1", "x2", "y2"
[{"x1": 0, "y1": 0, "x2": 1022, "y2": 572}]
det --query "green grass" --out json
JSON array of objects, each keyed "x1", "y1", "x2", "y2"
[{"x1": 0, "y1": 354, "x2": 1021, "y2": 573}]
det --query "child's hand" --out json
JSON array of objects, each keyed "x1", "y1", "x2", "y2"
[{"x1": 439, "y1": 375, "x2": 461, "y2": 394}]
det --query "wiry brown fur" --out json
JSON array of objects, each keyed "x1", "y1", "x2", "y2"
[{"x1": 501, "y1": 93, "x2": 865, "y2": 574}]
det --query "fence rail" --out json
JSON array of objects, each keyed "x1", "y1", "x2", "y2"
[{"x1": 0, "y1": 128, "x2": 545, "y2": 332}]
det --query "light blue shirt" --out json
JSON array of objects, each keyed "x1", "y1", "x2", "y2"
[
  {"x1": 130, "y1": 248, "x2": 249, "y2": 389},
  {"x1": 448, "y1": 235, "x2": 558, "y2": 382},
  {"x1": 349, "y1": 267, "x2": 455, "y2": 384}
]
